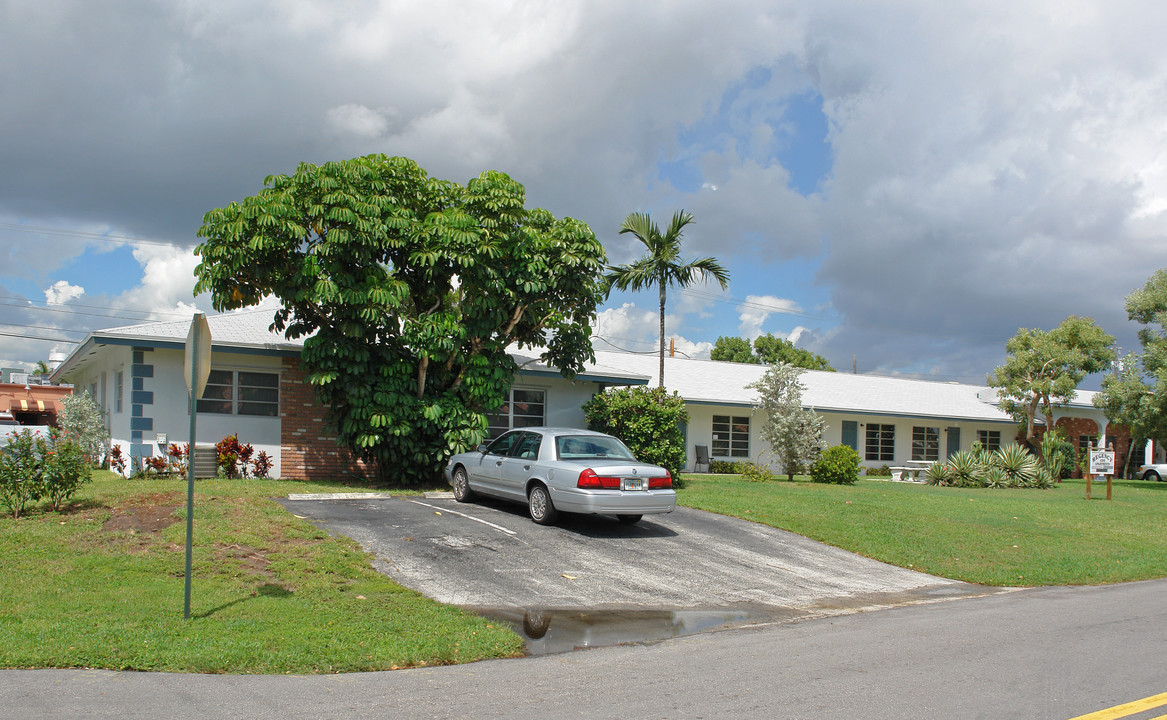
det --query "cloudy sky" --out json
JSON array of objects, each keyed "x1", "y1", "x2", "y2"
[{"x1": 2, "y1": 0, "x2": 1165, "y2": 387}]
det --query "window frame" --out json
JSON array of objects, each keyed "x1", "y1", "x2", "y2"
[
  {"x1": 486, "y1": 387, "x2": 547, "y2": 439},
  {"x1": 911, "y1": 426, "x2": 939, "y2": 461},
  {"x1": 712, "y1": 414, "x2": 750, "y2": 458},
  {"x1": 866, "y1": 423, "x2": 895, "y2": 462},
  {"x1": 977, "y1": 429, "x2": 1002, "y2": 453},
  {"x1": 196, "y1": 369, "x2": 280, "y2": 417}
]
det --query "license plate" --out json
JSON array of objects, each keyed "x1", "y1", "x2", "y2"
[{"x1": 622, "y1": 477, "x2": 646, "y2": 491}]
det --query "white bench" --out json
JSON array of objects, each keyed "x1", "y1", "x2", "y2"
[{"x1": 890, "y1": 462, "x2": 931, "y2": 482}]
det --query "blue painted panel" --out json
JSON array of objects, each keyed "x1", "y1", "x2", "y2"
[
  {"x1": 132, "y1": 404, "x2": 143, "y2": 418},
  {"x1": 131, "y1": 365, "x2": 154, "y2": 378},
  {"x1": 132, "y1": 377, "x2": 144, "y2": 391},
  {"x1": 130, "y1": 417, "x2": 154, "y2": 431},
  {"x1": 132, "y1": 391, "x2": 153, "y2": 405},
  {"x1": 130, "y1": 443, "x2": 153, "y2": 458},
  {"x1": 841, "y1": 421, "x2": 858, "y2": 450},
  {"x1": 131, "y1": 430, "x2": 142, "y2": 443}
]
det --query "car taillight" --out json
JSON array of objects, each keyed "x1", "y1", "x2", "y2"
[
  {"x1": 649, "y1": 471, "x2": 672, "y2": 489},
  {"x1": 577, "y1": 468, "x2": 621, "y2": 489}
]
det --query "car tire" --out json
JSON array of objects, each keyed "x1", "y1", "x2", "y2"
[
  {"x1": 1145, "y1": 470, "x2": 1162, "y2": 482},
  {"x1": 616, "y1": 514, "x2": 642, "y2": 524},
  {"x1": 452, "y1": 466, "x2": 476, "y2": 502},
  {"x1": 528, "y1": 484, "x2": 558, "y2": 525}
]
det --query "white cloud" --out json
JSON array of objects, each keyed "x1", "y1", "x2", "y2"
[
  {"x1": 44, "y1": 280, "x2": 83, "y2": 305},
  {"x1": 737, "y1": 295, "x2": 804, "y2": 339},
  {"x1": 114, "y1": 245, "x2": 204, "y2": 322},
  {"x1": 325, "y1": 104, "x2": 395, "y2": 139}
]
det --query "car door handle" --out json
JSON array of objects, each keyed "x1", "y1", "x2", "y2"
[
  {"x1": 495, "y1": 460, "x2": 503, "y2": 466},
  {"x1": 523, "y1": 464, "x2": 531, "y2": 470}
]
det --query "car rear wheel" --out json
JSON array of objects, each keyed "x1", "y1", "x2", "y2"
[
  {"x1": 1145, "y1": 470, "x2": 1163, "y2": 482},
  {"x1": 452, "y1": 466, "x2": 475, "y2": 502},
  {"x1": 616, "y1": 514, "x2": 642, "y2": 524},
  {"x1": 528, "y1": 484, "x2": 558, "y2": 525}
]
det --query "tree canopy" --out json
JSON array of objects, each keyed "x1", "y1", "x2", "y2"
[
  {"x1": 987, "y1": 316, "x2": 1115, "y2": 446},
  {"x1": 194, "y1": 155, "x2": 607, "y2": 483},
  {"x1": 1095, "y1": 270, "x2": 1167, "y2": 470},
  {"x1": 711, "y1": 333, "x2": 834, "y2": 371},
  {"x1": 605, "y1": 210, "x2": 729, "y2": 387}
]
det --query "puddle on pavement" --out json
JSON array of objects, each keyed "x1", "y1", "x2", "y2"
[
  {"x1": 472, "y1": 585, "x2": 1010, "y2": 656},
  {"x1": 472, "y1": 606, "x2": 790, "y2": 656}
]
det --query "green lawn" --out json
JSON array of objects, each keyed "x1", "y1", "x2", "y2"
[
  {"x1": 677, "y1": 474, "x2": 1167, "y2": 586},
  {"x1": 0, "y1": 471, "x2": 522, "y2": 673},
  {"x1": 6, "y1": 469, "x2": 1166, "y2": 674}
]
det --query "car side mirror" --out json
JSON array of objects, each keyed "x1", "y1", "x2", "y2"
[{"x1": 477, "y1": 444, "x2": 489, "y2": 454}]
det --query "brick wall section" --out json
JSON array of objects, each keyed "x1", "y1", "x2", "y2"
[
  {"x1": 280, "y1": 357, "x2": 376, "y2": 481},
  {"x1": 1030, "y1": 416, "x2": 1133, "y2": 476}
]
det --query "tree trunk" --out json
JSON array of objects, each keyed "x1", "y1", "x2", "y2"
[{"x1": 658, "y1": 281, "x2": 666, "y2": 388}]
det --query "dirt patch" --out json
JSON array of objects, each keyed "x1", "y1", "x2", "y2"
[
  {"x1": 216, "y1": 542, "x2": 274, "y2": 579},
  {"x1": 102, "y1": 491, "x2": 184, "y2": 534}
]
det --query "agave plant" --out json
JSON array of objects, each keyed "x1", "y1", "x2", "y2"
[
  {"x1": 984, "y1": 465, "x2": 1009, "y2": 489},
  {"x1": 947, "y1": 450, "x2": 985, "y2": 487},
  {"x1": 924, "y1": 461, "x2": 953, "y2": 486},
  {"x1": 1031, "y1": 465, "x2": 1055, "y2": 489},
  {"x1": 994, "y1": 444, "x2": 1037, "y2": 487}
]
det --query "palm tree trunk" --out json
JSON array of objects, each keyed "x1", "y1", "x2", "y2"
[{"x1": 658, "y1": 281, "x2": 666, "y2": 387}]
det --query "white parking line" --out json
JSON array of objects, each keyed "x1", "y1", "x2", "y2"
[{"x1": 408, "y1": 499, "x2": 518, "y2": 536}]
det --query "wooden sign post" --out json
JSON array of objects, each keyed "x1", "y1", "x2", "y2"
[{"x1": 1087, "y1": 442, "x2": 1115, "y2": 501}]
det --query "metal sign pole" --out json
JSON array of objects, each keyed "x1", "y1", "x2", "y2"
[
  {"x1": 182, "y1": 312, "x2": 211, "y2": 619},
  {"x1": 184, "y1": 320, "x2": 199, "y2": 620}
]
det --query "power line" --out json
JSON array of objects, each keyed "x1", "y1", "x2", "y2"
[
  {"x1": 0, "y1": 322, "x2": 88, "y2": 336},
  {"x1": 0, "y1": 329, "x2": 78, "y2": 343},
  {"x1": 0, "y1": 221, "x2": 193, "y2": 249}
]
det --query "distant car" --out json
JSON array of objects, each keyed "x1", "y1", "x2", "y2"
[
  {"x1": 444, "y1": 427, "x2": 676, "y2": 525},
  {"x1": 1137, "y1": 463, "x2": 1167, "y2": 482}
]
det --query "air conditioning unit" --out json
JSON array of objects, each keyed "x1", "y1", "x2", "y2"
[{"x1": 9, "y1": 373, "x2": 28, "y2": 386}]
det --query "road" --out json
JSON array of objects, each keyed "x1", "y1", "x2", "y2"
[{"x1": 4, "y1": 578, "x2": 1166, "y2": 719}]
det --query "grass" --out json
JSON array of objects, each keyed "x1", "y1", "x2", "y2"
[
  {"x1": 677, "y1": 473, "x2": 1167, "y2": 586},
  {"x1": 0, "y1": 471, "x2": 523, "y2": 673}
]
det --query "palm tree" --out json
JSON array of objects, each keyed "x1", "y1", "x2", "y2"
[{"x1": 605, "y1": 210, "x2": 730, "y2": 387}]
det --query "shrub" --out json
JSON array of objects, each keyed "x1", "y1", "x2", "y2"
[
  {"x1": 0, "y1": 429, "x2": 47, "y2": 518},
  {"x1": 708, "y1": 460, "x2": 738, "y2": 474},
  {"x1": 865, "y1": 464, "x2": 892, "y2": 477},
  {"x1": 252, "y1": 451, "x2": 273, "y2": 479},
  {"x1": 0, "y1": 428, "x2": 93, "y2": 517},
  {"x1": 995, "y1": 444, "x2": 1037, "y2": 487},
  {"x1": 739, "y1": 460, "x2": 778, "y2": 482},
  {"x1": 167, "y1": 443, "x2": 189, "y2": 476},
  {"x1": 809, "y1": 445, "x2": 860, "y2": 485},
  {"x1": 1039, "y1": 429, "x2": 1075, "y2": 480},
  {"x1": 583, "y1": 386, "x2": 688, "y2": 483},
  {"x1": 42, "y1": 431, "x2": 91, "y2": 510},
  {"x1": 109, "y1": 445, "x2": 127, "y2": 475},
  {"x1": 57, "y1": 392, "x2": 110, "y2": 467}
]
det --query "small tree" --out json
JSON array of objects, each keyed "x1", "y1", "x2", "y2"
[
  {"x1": 753, "y1": 334, "x2": 835, "y2": 371},
  {"x1": 747, "y1": 363, "x2": 825, "y2": 481},
  {"x1": 987, "y1": 316, "x2": 1115, "y2": 447},
  {"x1": 57, "y1": 392, "x2": 110, "y2": 467},
  {"x1": 583, "y1": 386, "x2": 688, "y2": 482}
]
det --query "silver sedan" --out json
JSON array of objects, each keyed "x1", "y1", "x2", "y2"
[{"x1": 444, "y1": 427, "x2": 676, "y2": 525}]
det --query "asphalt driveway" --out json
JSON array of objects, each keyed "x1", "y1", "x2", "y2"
[{"x1": 280, "y1": 493, "x2": 996, "y2": 615}]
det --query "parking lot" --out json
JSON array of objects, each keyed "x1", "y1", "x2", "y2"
[{"x1": 280, "y1": 493, "x2": 996, "y2": 615}]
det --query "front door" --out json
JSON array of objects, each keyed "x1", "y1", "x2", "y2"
[{"x1": 947, "y1": 427, "x2": 961, "y2": 458}]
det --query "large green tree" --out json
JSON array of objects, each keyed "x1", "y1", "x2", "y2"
[
  {"x1": 605, "y1": 210, "x2": 729, "y2": 387},
  {"x1": 710, "y1": 336, "x2": 758, "y2": 364},
  {"x1": 1095, "y1": 270, "x2": 1167, "y2": 473},
  {"x1": 711, "y1": 333, "x2": 834, "y2": 370},
  {"x1": 194, "y1": 155, "x2": 607, "y2": 484},
  {"x1": 987, "y1": 316, "x2": 1115, "y2": 446}
]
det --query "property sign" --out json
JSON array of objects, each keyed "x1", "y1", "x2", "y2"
[
  {"x1": 183, "y1": 313, "x2": 212, "y2": 400},
  {"x1": 1089, "y1": 450, "x2": 1115, "y2": 475}
]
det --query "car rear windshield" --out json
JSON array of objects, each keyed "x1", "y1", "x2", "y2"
[{"x1": 555, "y1": 435, "x2": 637, "y2": 461}]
